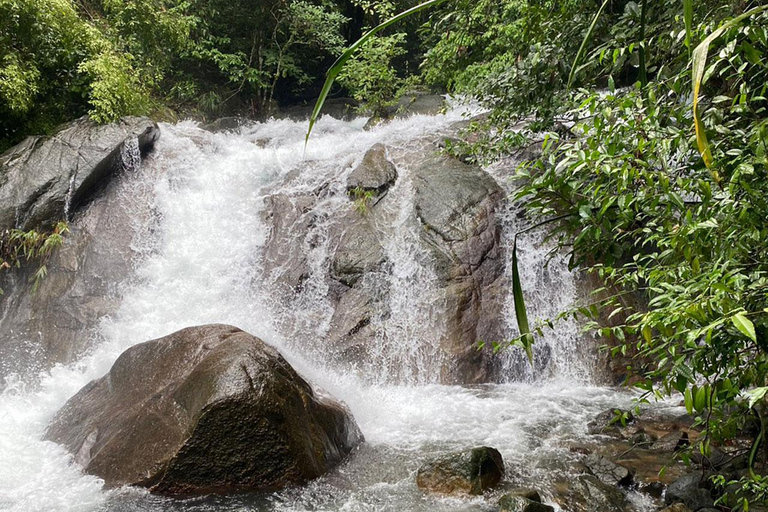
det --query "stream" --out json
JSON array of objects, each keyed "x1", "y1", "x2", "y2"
[{"x1": 0, "y1": 107, "x2": 643, "y2": 512}]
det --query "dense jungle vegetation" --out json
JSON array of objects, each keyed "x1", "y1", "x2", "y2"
[{"x1": 3, "y1": 0, "x2": 768, "y2": 506}]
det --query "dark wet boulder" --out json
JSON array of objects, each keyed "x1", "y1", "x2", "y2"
[
  {"x1": 583, "y1": 454, "x2": 634, "y2": 486},
  {"x1": 44, "y1": 324, "x2": 363, "y2": 496},
  {"x1": 664, "y1": 474, "x2": 715, "y2": 511},
  {"x1": 416, "y1": 446, "x2": 504, "y2": 496},
  {"x1": 0, "y1": 116, "x2": 159, "y2": 231},
  {"x1": 554, "y1": 475, "x2": 628, "y2": 512}
]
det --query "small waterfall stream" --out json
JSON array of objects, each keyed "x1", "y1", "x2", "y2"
[{"x1": 0, "y1": 108, "x2": 634, "y2": 512}]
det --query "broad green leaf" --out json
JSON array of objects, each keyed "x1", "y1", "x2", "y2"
[
  {"x1": 694, "y1": 385, "x2": 708, "y2": 412},
  {"x1": 732, "y1": 312, "x2": 756, "y2": 342},
  {"x1": 691, "y1": 5, "x2": 768, "y2": 172},
  {"x1": 567, "y1": 0, "x2": 610, "y2": 90},
  {"x1": 747, "y1": 387, "x2": 768, "y2": 409},
  {"x1": 305, "y1": 0, "x2": 449, "y2": 145}
]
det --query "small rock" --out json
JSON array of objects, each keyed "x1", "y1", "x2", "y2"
[
  {"x1": 499, "y1": 494, "x2": 554, "y2": 512},
  {"x1": 665, "y1": 473, "x2": 714, "y2": 511},
  {"x1": 416, "y1": 446, "x2": 504, "y2": 496},
  {"x1": 659, "y1": 504, "x2": 693, "y2": 512},
  {"x1": 584, "y1": 454, "x2": 634, "y2": 486},
  {"x1": 346, "y1": 143, "x2": 397, "y2": 196},
  {"x1": 652, "y1": 431, "x2": 690, "y2": 452}
]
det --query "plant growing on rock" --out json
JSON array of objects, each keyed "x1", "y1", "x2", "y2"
[{"x1": 0, "y1": 222, "x2": 69, "y2": 293}]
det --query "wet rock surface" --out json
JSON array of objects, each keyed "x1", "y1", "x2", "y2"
[
  {"x1": 0, "y1": 116, "x2": 160, "y2": 380},
  {"x1": 583, "y1": 454, "x2": 634, "y2": 486},
  {"x1": 0, "y1": 116, "x2": 159, "y2": 231},
  {"x1": 553, "y1": 474, "x2": 628, "y2": 512},
  {"x1": 416, "y1": 446, "x2": 504, "y2": 496},
  {"x1": 262, "y1": 131, "x2": 505, "y2": 384},
  {"x1": 44, "y1": 324, "x2": 362, "y2": 495}
]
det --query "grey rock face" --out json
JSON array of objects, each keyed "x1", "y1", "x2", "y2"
[
  {"x1": 0, "y1": 116, "x2": 159, "y2": 230},
  {"x1": 416, "y1": 446, "x2": 504, "y2": 496},
  {"x1": 583, "y1": 454, "x2": 634, "y2": 486},
  {"x1": 261, "y1": 135, "x2": 506, "y2": 384},
  {"x1": 45, "y1": 324, "x2": 363, "y2": 496},
  {"x1": 0, "y1": 117, "x2": 160, "y2": 380}
]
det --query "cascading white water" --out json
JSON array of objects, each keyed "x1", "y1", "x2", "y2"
[{"x1": 0, "y1": 107, "x2": 633, "y2": 512}]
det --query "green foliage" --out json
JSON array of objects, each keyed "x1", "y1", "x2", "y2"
[
  {"x1": 510, "y1": 5, "x2": 768, "y2": 505},
  {"x1": 337, "y1": 33, "x2": 408, "y2": 116},
  {"x1": 349, "y1": 187, "x2": 376, "y2": 214},
  {"x1": 421, "y1": 0, "x2": 594, "y2": 126},
  {"x1": 0, "y1": 222, "x2": 69, "y2": 294}
]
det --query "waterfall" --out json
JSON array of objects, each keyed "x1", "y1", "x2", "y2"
[{"x1": 0, "y1": 108, "x2": 628, "y2": 512}]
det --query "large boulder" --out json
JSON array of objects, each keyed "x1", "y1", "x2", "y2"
[
  {"x1": 0, "y1": 117, "x2": 160, "y2": 380},
  {"x1": 44, "y1": 324, "x2": 363, "y2": 495},
  {"x1": 0, "y1": 116, "x2": 159, "y2": 231},
  {"x1": 262, "y1": 135, "x2": 506, "y2": 384},
  {"x1": 416, "y1": 446, "x2": 504, "y2": 496}
]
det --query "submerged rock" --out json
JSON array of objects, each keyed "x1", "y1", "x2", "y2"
[
  {"x1": 416, "y1": 446, "x2": 504, "y2": 496},
  {"x1": 44, "y1": 324, "x2": 363, "y2": 495}
]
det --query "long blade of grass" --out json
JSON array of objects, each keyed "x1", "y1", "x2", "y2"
[
  {"x1": 512, "y1": 238, "x2": 534, "y2": 364},
  {"x1": 683, "y1": 0, "x2": 693, "y2": 57},
  {"x1": 692, "y1": 5, "x2": 768, "y2": 172},
  {"x1": 567, "y1": 0, "x2": 610, "y2": 90},
  {"x1": 305, "y1": 0, "x2": 449, "y2": 146}
]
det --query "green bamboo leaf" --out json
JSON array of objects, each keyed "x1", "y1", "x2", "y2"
[
  {"x1": 732, "y1": 312, "x2": 756, "y2": 342},
  {"x1": 512, "y1": 239, "x2": 534, "y2": 364},
  {"x1": 691, "y1": 5, "x2": 768, "y2": 172},
  {"x1": 567, "y1": 0, "x2": 610, "y2": 90},
  {"x1": 305, "y1": 0, "x2": 449, "y2": 145}
]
